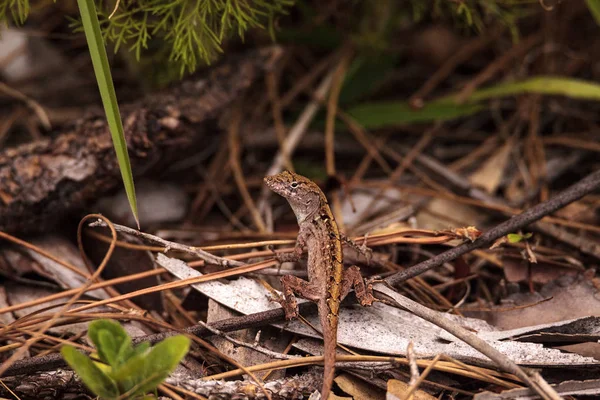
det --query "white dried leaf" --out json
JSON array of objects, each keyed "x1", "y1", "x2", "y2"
[{"x1": 157, "y1": 254, "x2": 600, "y2": 368}]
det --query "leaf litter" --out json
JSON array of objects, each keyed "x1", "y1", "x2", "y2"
[
  {"x1": 3, "y1": 4, "x2": 600, "y2": 399},
  {"x1": 157, "y1": 254, "x2": 598, "y2": 368}
]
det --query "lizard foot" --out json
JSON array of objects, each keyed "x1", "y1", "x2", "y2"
[
  {"x1": 358, "y1": 286, "x2": 376, "y2": 307},
  {"x1": 269, "y1": 292, "x2": 299, "y2": 320},
  {"x1": 364, "y1": 277, "x2": 400, "y2": 307},
  {"x1": 341, "y1": 266, "x2": 376, "y2": 307}
]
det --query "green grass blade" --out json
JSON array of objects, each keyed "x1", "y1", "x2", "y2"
[
  {"x1": 346, "y1": 76, "x2": 600, "y2": 129},
  {"x1": 346, "y1": 100, "x2": 483, "y2": 128},
  {"x1": 458, "y1": 76, "x2": 600, "y2": 102},
  {"x1": 77, "y1": 0, "x2": 139, "y2": 228},
  {"x1": 586, "y1": 0, "x2": 600, "y2": 25}
]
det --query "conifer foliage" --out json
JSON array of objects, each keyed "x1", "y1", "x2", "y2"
[{"x1": 0, "y1": 0, "x2": 293, "y2": 73}]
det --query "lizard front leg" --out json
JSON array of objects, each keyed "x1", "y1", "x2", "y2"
[
  {"x1": 275, "y1": 227, "x2": 308, "y2": 263},
  {"x1": 276, "y1": 275, "x2": 321, "y2": 320},
  {"x1": 340, "y1": 265, "x2": 376, "y2": 306}
]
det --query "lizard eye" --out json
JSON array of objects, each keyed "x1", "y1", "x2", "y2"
[{"x1": 290, "y1": 181, "x2": 299, "y2": 189}]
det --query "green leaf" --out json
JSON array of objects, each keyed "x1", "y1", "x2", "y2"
[
  {"x1": 61, "y1": 346, "x2": 119, "y2": 399},
  {"x1": 456, "y1": 76, "x2": 600, "y2": 103},
  {"x1": 88, "y1": 319, "x2": 132, "y2": 367},
  {"x1": 507, "y1": 232, "x2": 532, "y2": 243},
  {"x1": 112, "y1": 335, "x2": 190, "y2": 397},
  {"x1": 108, "y1": 350, "x2": 148, "y2": 394},
  {"x1": 97, "y1": 330, "x2": 119, "y2": 366},
  {"x1": 77, "y1": 0, "x2": 139, "y2": 228},
  {"x1": 507, "y1": 233, "x2": 522, "y2": 243},
  {"x1": 586, "y1": 0, "x2": 600, "y2": 25},
  {"x1": 346, "y1": 100, "x2": 483, "y2": 128},
  {"x1": 133, "y1": 342, "x2": 151, "y2": 357},
  {"x1": 133, "y1": 335, "x2": 190, "y2": 396}
]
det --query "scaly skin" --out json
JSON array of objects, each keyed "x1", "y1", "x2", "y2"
[{"x1": 264, "y1": 171, "x2": 374, "y2": 399}]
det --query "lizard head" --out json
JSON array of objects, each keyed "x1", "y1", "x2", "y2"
[{"x1": 264, "y1": 171, "x2": 325, "y2": 222}]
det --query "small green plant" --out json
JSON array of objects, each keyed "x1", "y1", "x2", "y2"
[
  {"x1": 61, "y1": 319, "x2": 190, "y2": 400},
  {"x1": 507, "y1": 232, "x2": 533, "y2": 244}
]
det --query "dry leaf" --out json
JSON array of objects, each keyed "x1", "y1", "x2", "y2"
[
  {"x1": 554, "y1": 201, "x2": 596, "y2": 222},
  {"x1": 158, "y1": 254, "x2": 599, "y2": 368},
  {"x1": 556, "y1": 342, "x2": 600, "y2": 361},
  {"x1": 335, "y1": 373, "x2": 384, "y2": 400},
  {"x1": 465, "y1": 274, "x2": 600, "y2": 329},
  {"x1": 502, "y1": 257, "x2": 578, "y2": 284},
  {"x1": 469, "y1": 138, "x2": 513, "y2": 194},
  {"x1": 6, "y1": 284, "x2": 108, "y2": 335},
  {"x1": 474, "y1": 378, "x2": 600, "y2": 399},
  {"x1": 25, "y1": 235, "x2": 107, "y2": 299},
  {"x1": 386, "y1": 379, "x2": 437, "y2": 400},
  {"x1": 206, "y1": 298, "x2": 289, "y2": 380},
  {"x1": 417, "y1": 198, "x2": 483, "y2": 231}
]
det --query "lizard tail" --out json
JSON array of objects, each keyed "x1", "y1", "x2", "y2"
[{"x1": 319, "y1": 302, "x2": 337, "y2": 400}]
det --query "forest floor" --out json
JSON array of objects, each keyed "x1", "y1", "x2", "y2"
[{"x1": 1, "y1": 1, "x2": 600, "y2": 399}]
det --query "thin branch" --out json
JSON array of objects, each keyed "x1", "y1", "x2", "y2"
[
  {"x1": 373, "y1": 284, "x2": 560, "y2": 400},
  {"x1": 0, "y1": 82, "x2": 51, "y2": 130},
  {"x1": 385, "y1": 168, "x2": 600, "y2": 286},
  {"x1": 409, "y1": 26, "x2": 502, "y2": 107},
  {"x1": 265, "y1": 70, "x2": 294, "y2": 171},
  {"x1": 228, "y1": 103, "x2": 267, "y2": 232},
  {"x1": 89, "y1": 220, "x2": 244, "y2": 267},
  {"x1": 197, "y1": 321, "x2": 294, "y2": 360},
  {"x1": 455, "y1": 33, "x2": 542, "y2": 103}
]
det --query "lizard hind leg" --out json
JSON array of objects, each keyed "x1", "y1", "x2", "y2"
[
  {"x1": 277, "y1": 275, "x2": 321, "y2": 320},
  {"x1": 340, "y1": 265, "x2": 376, "y2": 306}
]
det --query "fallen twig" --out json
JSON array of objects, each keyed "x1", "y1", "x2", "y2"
[
  {"x1": 89, "y1": 220, "x2": 244, "y2": 268},
  {"x1": 385, "y1": 168, "x2": 600, "y2": 286}
]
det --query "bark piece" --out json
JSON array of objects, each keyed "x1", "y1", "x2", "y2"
[{"x1": 0, "y1": 47, "x2": 282, "y2": 234}]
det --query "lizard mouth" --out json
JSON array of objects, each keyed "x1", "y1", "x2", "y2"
[
  {"x1": 264, "y1": 175, "x2": 288, "y2": 197},
  {"x1": 263, "y1": 175, "x2": 275, "y2": 188},
  {"x1": 263, "y1": 175, "x2": 279, "y2": 191}
]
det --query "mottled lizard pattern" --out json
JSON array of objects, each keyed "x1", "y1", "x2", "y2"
[{"x1": 264, "y1": 171, "x2": 375, "y2": 399}]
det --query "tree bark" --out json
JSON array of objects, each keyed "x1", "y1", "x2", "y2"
[{"x1": 0, "y1": 47, "x2": 282, "y2": 234}]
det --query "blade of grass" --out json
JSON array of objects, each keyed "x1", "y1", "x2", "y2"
[
  {"x1": 586, "y1": 0, "x2": 600, "y2": 25},
  {"x1": 346, "y1": 100, "x2": 483, "y2": 128},
  {"x1": 77, "y1": 0, "x2": 139, "y2": 228},
  {"x1": 455, "y1": 76, "x2": 600, "y2": 103},
  {"x1": 346, "y1": 76, "x2": 600, "y2": 128}
]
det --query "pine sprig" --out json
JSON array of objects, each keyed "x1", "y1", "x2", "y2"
[
  {"x1": 0, "y1": 0, "x2": 29, "y2": 25},
  {"x1": 1, "y1": 0, "x2": 292, "y2": 74},
  {"x1": 94, "y1": 0, "x2": 293, "y2": 74}
]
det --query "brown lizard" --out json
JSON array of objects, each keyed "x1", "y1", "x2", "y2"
[{"x1": 264, "y1": 171, "x2": 375, "y2": 399}]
